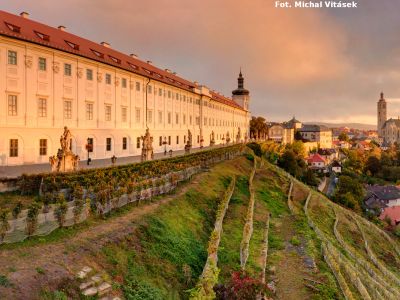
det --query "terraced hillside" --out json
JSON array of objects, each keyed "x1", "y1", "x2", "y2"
[{"x1": 0, "y1": 151, "x2": 399, "y2": 299}]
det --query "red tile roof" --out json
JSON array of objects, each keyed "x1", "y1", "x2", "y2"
[
  {"x1": 380, "y1": 206, "x2": 400, "y2": 226},
  {"x1": 0, "y1": 10, "x2": 245, "y2": 111},
  {"x1": 307, "y1": 153, "x2": 326, "y2": 163}
]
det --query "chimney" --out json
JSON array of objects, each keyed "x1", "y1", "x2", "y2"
[
  {"x1": 147, "y1": 60, "x2": 152, "y2": 65},
  {"x1": 173, "y1": 72, "x2": 177, "y2": 75},
  {"x1": 129, "y1": 53, "x2": 138, "y2": 58},
  {"x1": 58, "y1": 25, "x2": 66, "y2": 31},
  {"x1": 165, "y1": 69, "x2": 171, "y2": 73},
  {"x1": 194, "y1": 81, "x2": 198, "y2": 85},
  {"x1": 20, "y1": 12, "x2": 29, "y2": 19},
  {"x1": 100, "y1": 42, "x2": 110, "y2": 48}
]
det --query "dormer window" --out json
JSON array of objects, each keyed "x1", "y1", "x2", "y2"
[
  {"x1": 4, "y1": 22, "x2": 20, "y2": 33},
  {"x1": 109, "y1": 55, "x2": 121, "y2": 64},
  {"x1": 128, "y1": 62, "x2": 138, "y2": 70},
  {"x1": 91, "y1": 49, "x2": 104, "y2": 58},
  {"x1": 143, "y1": 68, "x2": 152, "y2": 75},
  {"x1": 34, "y1": 30, "x2": 50, "y2": 41},
  {"x1": 65, "y1": 40, "x2": 79, "y2": 50}
]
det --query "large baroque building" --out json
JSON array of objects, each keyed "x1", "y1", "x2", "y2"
[{"x1": 0, "y1": 11, "x2": 250, "y2": 166}]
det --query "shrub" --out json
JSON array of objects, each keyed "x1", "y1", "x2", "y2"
[
  {"x1": 26, "y1": 202, "x2": 41, "y2": 235},
  {"x1": 123, "y1": 276, "x2": 163, "y2": 300},
  {"x1": 54, "y1": 195, "x2": 68, "y2": 227},
  {"x1": 12, "y1": 201, "x2": 23, "y2": 219},
  {"x1": 0, "y1": 209, "x2": 10, "y2": 242}
]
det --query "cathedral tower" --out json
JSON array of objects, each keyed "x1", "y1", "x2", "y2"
[
  {"x1": 377, "y1": 92, "x2": 387, "y2": 138},
  {"x1": 232, "y1": 69, "x2": 250, "y2": 110}
]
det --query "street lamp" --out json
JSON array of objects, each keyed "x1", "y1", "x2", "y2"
[
  {"x1": 85, "y1": 138, "x2": 92, "y2": 165},
  {"x1": 163, "y1": 136, "x2": 167, "y2": 155}
]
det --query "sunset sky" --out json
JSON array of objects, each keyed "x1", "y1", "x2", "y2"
[{"x1": 3, "y1": 0, "x2": 400, "y2": 124}]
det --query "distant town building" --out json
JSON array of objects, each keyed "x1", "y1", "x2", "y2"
[
  {"x1": 298, "y1": 125, "x2": 333, "y2": 149},
  {"x1": 267, "y1": 123, "x2": 294, "y2": 144},
  {"x1": 307, "y1": 153, "x2": 326, "y2": 169},
  {"x1": 331, "y1": 160, "x2": 342, "y2": 173},
  {"x1": 364, "y1": 185, "x2": 400, "y2": 212},
  {"x1": 285, "y1": 116, "x2": 302, "y2": 130},
  {"x1": 377, "y1": 92, "x2": 387, "y2": 138},
  {"x1": 379, "y1": 206, "x2": 400, "y2": 226}
]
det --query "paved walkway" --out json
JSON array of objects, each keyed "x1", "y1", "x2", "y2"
[{"x1": 0, "y1": 145, "x2": 224, "y2": 178}]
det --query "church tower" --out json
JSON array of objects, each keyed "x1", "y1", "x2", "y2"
[
  {"x1": 232, "y1": 69, "x2": 250, "y2": 110},
  {"x1": 377, "y1": 92, "x2": 387, "y2": 138}
]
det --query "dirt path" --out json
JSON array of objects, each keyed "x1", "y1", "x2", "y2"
[
  {"x1": 0, "y1": 179, "x2": 198, "y2": 299},
  {"x1": 273, "y1": 215, "x2": 311, "y2": 300}
]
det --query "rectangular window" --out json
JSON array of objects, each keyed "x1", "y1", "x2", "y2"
[
  {"x1": 176, "y1": 93, "x2": 179, "y2": 100},
  {"x1": 86, "y1": 103, "x2": 93, "y2": 120},
  {"x1": 87, "y1": 138, "x2": 93, "y2": 153},
  {"x1": 168, "y1": 112, "x2": 171, "y2": 124},
  {"x1": 9, "y1": 139, "x2": 18, "y2": 157},
  {"x1": 183, "y1": 114, "x2": 186, "y2": 125},
  {"x1": 168, "y1": 91, "x2": 171, "y2": 98},
  {"x1": 168, "y1": 136, "x2": 171, "y2": 145},
  {"x1": 147, "y1": 85, "x2": 152, "y2": 94},
  {"x1": 38, "y1": 98, "x2": 47, "y2": 117},
  {"x1": 64, "y1": 63, "x2": 72, "y2": 76},
  {"x1": 122, "y1": 78, "x2": 127, "y2": 88},
  {"x1": 86, "y1": 69, "x2": 93, "y2": 80},
  {"x1": 122, "y1": 137, "x2": 127, "y2": 150},
  {"x1": 195, "y1": 116, "x2": 200, "y2": 126},
  {"x1": 105, "y1": 73, "x2": 111, "y2": 84},
  {"x1": 121, "y1": 107, "x2": 127, "y2": 122},
  {"x1": 8, "y1": 50, "x2": 17, "y2": 65},
  {"x1": 158, "y1": 111, "x2": 163, "y2": 124},
  {"x1": 135, "y1": 82, "x2": 140, "y2": 91},
  {"x1": 105, "y1": 105, "x2": 112, "y2": 121},
  {"x1": 176, "y1": 113, "x2": 179, "y2": 124},
  {"x1": 147, "y1": 110, "x2": 153, "y2": 124},
  {"x1": 159, "y1": 136, "x2": 163, "y2": 146},
  {"x1": 184, "y1": 135, "x2": 186, "y2": 144},
  {"x1": 106, "y1": 138, "x2": 112, "y2": 151},
  {"x1": 8, "y1": 95, "x2": 17, "y2": 116},
  {"x1": 204, "y1": 117, "x2": 207, "y2": 126},
  {"x1": 38, "y1": 57, "x2": 46, "y2": 71},
  {"x1": 64, "y1": 101, "x2": 72, "y2": 119},
  {"x1": 190, "y1": 115, "x2": 192, "y2": 125},
  {"x1": 136, "y1": 137, "x2": 141, "y2": 148},
  {"x1": 176, "y1": 136, "x2": 179, "y2": 144},
  {"x1": 39, "y1": 139, "x2": 47, "y2": 156},
  {"x1": 158, "y1": 88, "x2": 162, "y2": 96},
  {"x1": 135, "y1": 108, "x2": 141, "y2": 123}
]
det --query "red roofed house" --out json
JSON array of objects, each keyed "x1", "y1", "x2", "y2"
[
  {"x1": 307, "y1": 153, "x2": 326, "y2": 169},
  {"x1": 380, "y1": 206, "x2": 400, "y2": 226}
]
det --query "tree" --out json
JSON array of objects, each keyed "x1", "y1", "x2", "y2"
[
  {"x1": 338, "y1": 132, "x2": 350, "y2": 142},
  {"x1": 278, "y1": 150, "x2": 305, "y2": 178},
  {"x1": 365, "y1": 155, "x2": 381, "y2": 176},
  {"x1": 250, "y1": 116, "x2": 267, "y2": 140},
  {"x1": 54, "y1": 194, "x2": 68, "y2": 227},
  {"x1": 333, "y1": 175, "x2": 364, "y2": 211},
  {"x1": 294, "y1": 130, "x2": 303, "y2": 141}
]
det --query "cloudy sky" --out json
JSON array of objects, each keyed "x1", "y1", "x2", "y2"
[{"x1": 3, "y1": 0, "x2": 400, "y2": 124}]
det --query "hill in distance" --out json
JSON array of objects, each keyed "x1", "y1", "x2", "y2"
[{"x1": 304, "y1": 121, "x2": 376, "y2": 131}]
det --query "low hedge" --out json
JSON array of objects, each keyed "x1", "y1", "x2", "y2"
[{"x1": 16, "y1": 144, "x2": 244, "y2": 195}]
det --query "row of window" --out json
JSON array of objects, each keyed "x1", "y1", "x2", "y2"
[
  {"x1": 6, "y1": 95, "x2": 245, "y2": 127},
  {"x1": 7, "y1": 51, "x2": 245, "y2": 115}
]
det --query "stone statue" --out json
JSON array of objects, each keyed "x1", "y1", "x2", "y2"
[
  {"x1": 141, "y1": 128, "x2": 154, "y2": 161},
  {"x1": 50, "y1": 127, "x2": 79, "y2": 172},
  {"x1": 236, "y1": 127, "x2": 241, "y2": 143},
  {"x1": 60, "y1": 126, "x2": 72, "y2": 153},
  {"x1": 226, "y1": 131, "x2": 231, "y2": 144},
  {"x1": 210, "y1": 131, "x2": 215, "y2": 146},
  {"x1": 185, "y1": 130, "x2": 192, "y2": 153}
]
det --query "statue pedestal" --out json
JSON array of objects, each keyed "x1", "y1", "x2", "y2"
[
  {"x1": 141, "y1": 149, "x2": 153, "y2": 161},
  {"x1": 50, "y1": 151, "x2": 79, "y2": 173},
  {"x1": 210, "y1": 140, "x2": 215, "y2": 146}
]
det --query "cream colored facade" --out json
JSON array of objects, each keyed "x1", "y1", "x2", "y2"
[
  {"x1": 0, "y1": 35, "x2": 250, "y2": 166},
  {"x1": 268, "y1": 124, "x2": 294, "y2": 145},
  {"x1": 299, "y1": 125, "x2": 332, "y2": 149}
]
